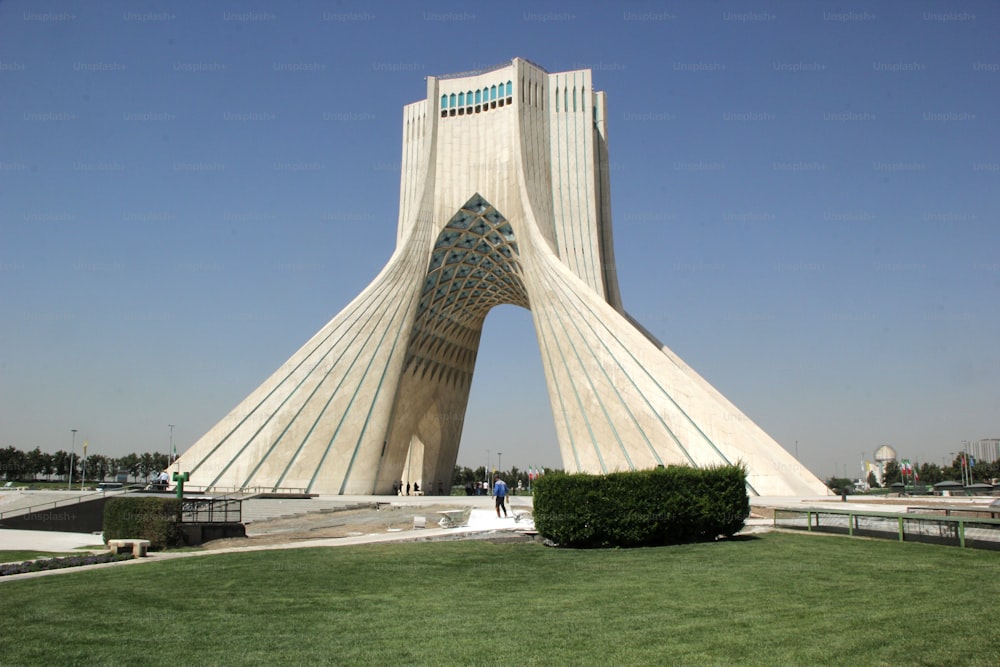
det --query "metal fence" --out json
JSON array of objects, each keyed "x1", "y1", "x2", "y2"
[
  {"x1": 773, "y1": 507, "x2": 1000, "y2": 551},
  {"x1": 180, "y1": 497, "x2": 242, "y2": 524}
]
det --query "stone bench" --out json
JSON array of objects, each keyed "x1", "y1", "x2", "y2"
[{"x1": 107, "y1": 539, "x2": 151, "y2": 557}]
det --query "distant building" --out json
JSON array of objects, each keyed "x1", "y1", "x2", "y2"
[
  {"x1": 968, "y1": 438, "x2": 1000, "y2": 464},
  {"x1": 873, "y1": 445, "x2": 898, "y2": 486}
]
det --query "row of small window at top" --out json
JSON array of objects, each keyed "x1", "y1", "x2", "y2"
[{"x1": 440, "y1": 81, "x2": 513, "y2": 117}]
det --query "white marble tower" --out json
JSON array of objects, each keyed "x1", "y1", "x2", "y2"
[{"x1": 173, "y1": 58, "x2": 829, "y2": 497}]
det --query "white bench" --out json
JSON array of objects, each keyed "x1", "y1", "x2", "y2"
[{"x1": 107, "y1": 539, "x2": 152, "y2": 557}]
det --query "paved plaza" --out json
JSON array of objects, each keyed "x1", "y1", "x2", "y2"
[{"x1": 5, "y1": 491, "x2": 996, "y2": 583}]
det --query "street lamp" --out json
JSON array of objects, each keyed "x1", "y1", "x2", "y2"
[
  {"x1": 497, "y1": 452, "x2": 502, "y2": 475},
  {"x1": 68, "y1": 429, "x2": 77, "y2": 490},
  {"x1": 169, "y1": 424, "x2": 175, "y2": 471}
]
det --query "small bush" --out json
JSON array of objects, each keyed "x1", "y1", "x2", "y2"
[
  {"x1": 103, "y1": 497, "x2": 183, "y2": 549},
  {"x1": 533, "y1": 464, "x2": 750, "y2": 548},
  {"x1": 0, "y1": 553, "x2": 133, "y2": 577}
]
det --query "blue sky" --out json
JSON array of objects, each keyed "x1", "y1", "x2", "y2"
[{"x1": 1, "y1": 0, "x2": 997, "y2": 482}]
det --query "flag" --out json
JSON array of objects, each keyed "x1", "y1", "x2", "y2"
[
  {"x1": 83, "y1": 440, "x2": 88, "y2": 457},
  {"x1": 969, "y1": 456, "x2": 975, "y2": 468}
]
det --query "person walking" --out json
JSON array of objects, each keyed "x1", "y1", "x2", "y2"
[{"x1": 493, "y1": 474, "x2": 509, "y2": 518}]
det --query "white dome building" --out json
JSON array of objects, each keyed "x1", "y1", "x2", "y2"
[{"x1": 873, "y1": 445, "x2": 898, "y2": 486}]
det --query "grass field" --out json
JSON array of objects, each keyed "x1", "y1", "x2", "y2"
[{"x1": 1, "y1": 532, "x2": 998, "y2": 665}]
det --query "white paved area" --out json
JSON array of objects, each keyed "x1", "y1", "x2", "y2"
[
  {"x1": 0, "y1": 494, "x2": 536, "y2": 582},
  {"x1": 0, "y1": 528, "x2": 103, "y2": 553},
  {"x1": 15, "y1": 492, "x2": 992, "y2": 583},
  {"x1": 5, "y1": 493, "x2": 991, "y2": 557}
]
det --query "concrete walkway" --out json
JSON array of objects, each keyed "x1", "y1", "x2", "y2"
[
  {"x1": 0, "y1": 497, "x2": 536, "y2": 583},
  {"x1": 0, "y1": 528, "x2": 104, "y2": 552}
]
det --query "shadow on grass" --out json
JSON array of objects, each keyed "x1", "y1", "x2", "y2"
[
  {"x1": 721, "y1": 534, "x2": 761, "y2": 543},
  {"x1": 546, "y1": 534, "x2": 762, "y2": 549}
]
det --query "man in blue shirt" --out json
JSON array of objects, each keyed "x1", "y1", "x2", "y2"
[{"x1": 493, "y1": 475, "x2": 509, "y2": 518}]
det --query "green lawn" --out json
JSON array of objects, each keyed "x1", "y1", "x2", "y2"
[{"x1": 0, "y1": 532, "x2": 998, "y2": 665}]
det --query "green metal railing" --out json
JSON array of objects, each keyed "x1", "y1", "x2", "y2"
[
  {"x1": 180, "y1": 497, "x2": 242, "y2": 524},
  {"x1": 773, "y1": 507, "x2": 1000, "y2": 550}
]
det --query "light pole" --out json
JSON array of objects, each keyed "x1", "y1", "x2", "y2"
[
  {"x1": 81, "y1": 439, "x2": 87, "y2": 491},
  {"x1": 169, "y1": 424, "x2": 175, "y2": 472},
  {"x1": 497, "y1": 452, "x2": 502, "y2": 476},
  {"x1": 68, "y1": 429, "x2": 77, "y2": 490}
]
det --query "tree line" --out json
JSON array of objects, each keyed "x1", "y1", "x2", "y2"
[
  {"x1": 0, "y1": 445, "x2": 171, "y2": 484},
  {"x1": 826, "y1": 454, "x2": 1000, "y2": 492},
  {"x1": 451, "y1": 464, "x2": 557, "y2": 491}
]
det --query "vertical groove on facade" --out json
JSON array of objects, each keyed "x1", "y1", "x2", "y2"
[
  {"x1": 541, "y1": 258, "x2": 735, "y2": 469},
  {"x1": 263, "y1": 255, "x2": 417, "y2": 489},
  {"x1": 533, "y1": 289, "x2": 607, "y2": 473},
  {"x1": 186, "y1": 251, "x2": 407, "y2": 481},
  {"x1": 536, "y1": 260, "x2": 696, "y2": 467},
  {"x1": 539, "y1": 269, "x2": 664, "y2": 467}
]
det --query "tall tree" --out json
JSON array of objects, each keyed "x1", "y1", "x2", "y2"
[
  {"x1": 25, "y1": 447, "x2": 45, "y2": 480},
  {"x1": 882, "y1": 460, "x2": 901, "y2": 486},
  {"x1": 118, "y1": 453, "x2": 139, "y2": 481}
]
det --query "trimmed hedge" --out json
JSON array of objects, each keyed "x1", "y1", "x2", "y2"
[
  {"x1": 103, "y1": 497, "x2": 183, "y2": 549},
  {"x1": 533, "y1": 465, "x2": 750, "y2": 548}
]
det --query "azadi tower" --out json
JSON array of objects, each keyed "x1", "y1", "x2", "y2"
[{"x1": 175, "y1": 58, "x2": 828, "y2": 497}]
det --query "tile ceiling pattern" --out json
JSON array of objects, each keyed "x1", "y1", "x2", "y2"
[{"x1": 403, "y1": 194, "x2": 528, "y2": 388}]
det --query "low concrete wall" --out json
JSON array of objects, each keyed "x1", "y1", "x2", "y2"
[
  {"x1": 0, "y1": 497, "x2": 106, "y2": 533},
  {"x1": 180, "y1": 522, "x2": 246, "y2": 545}
]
